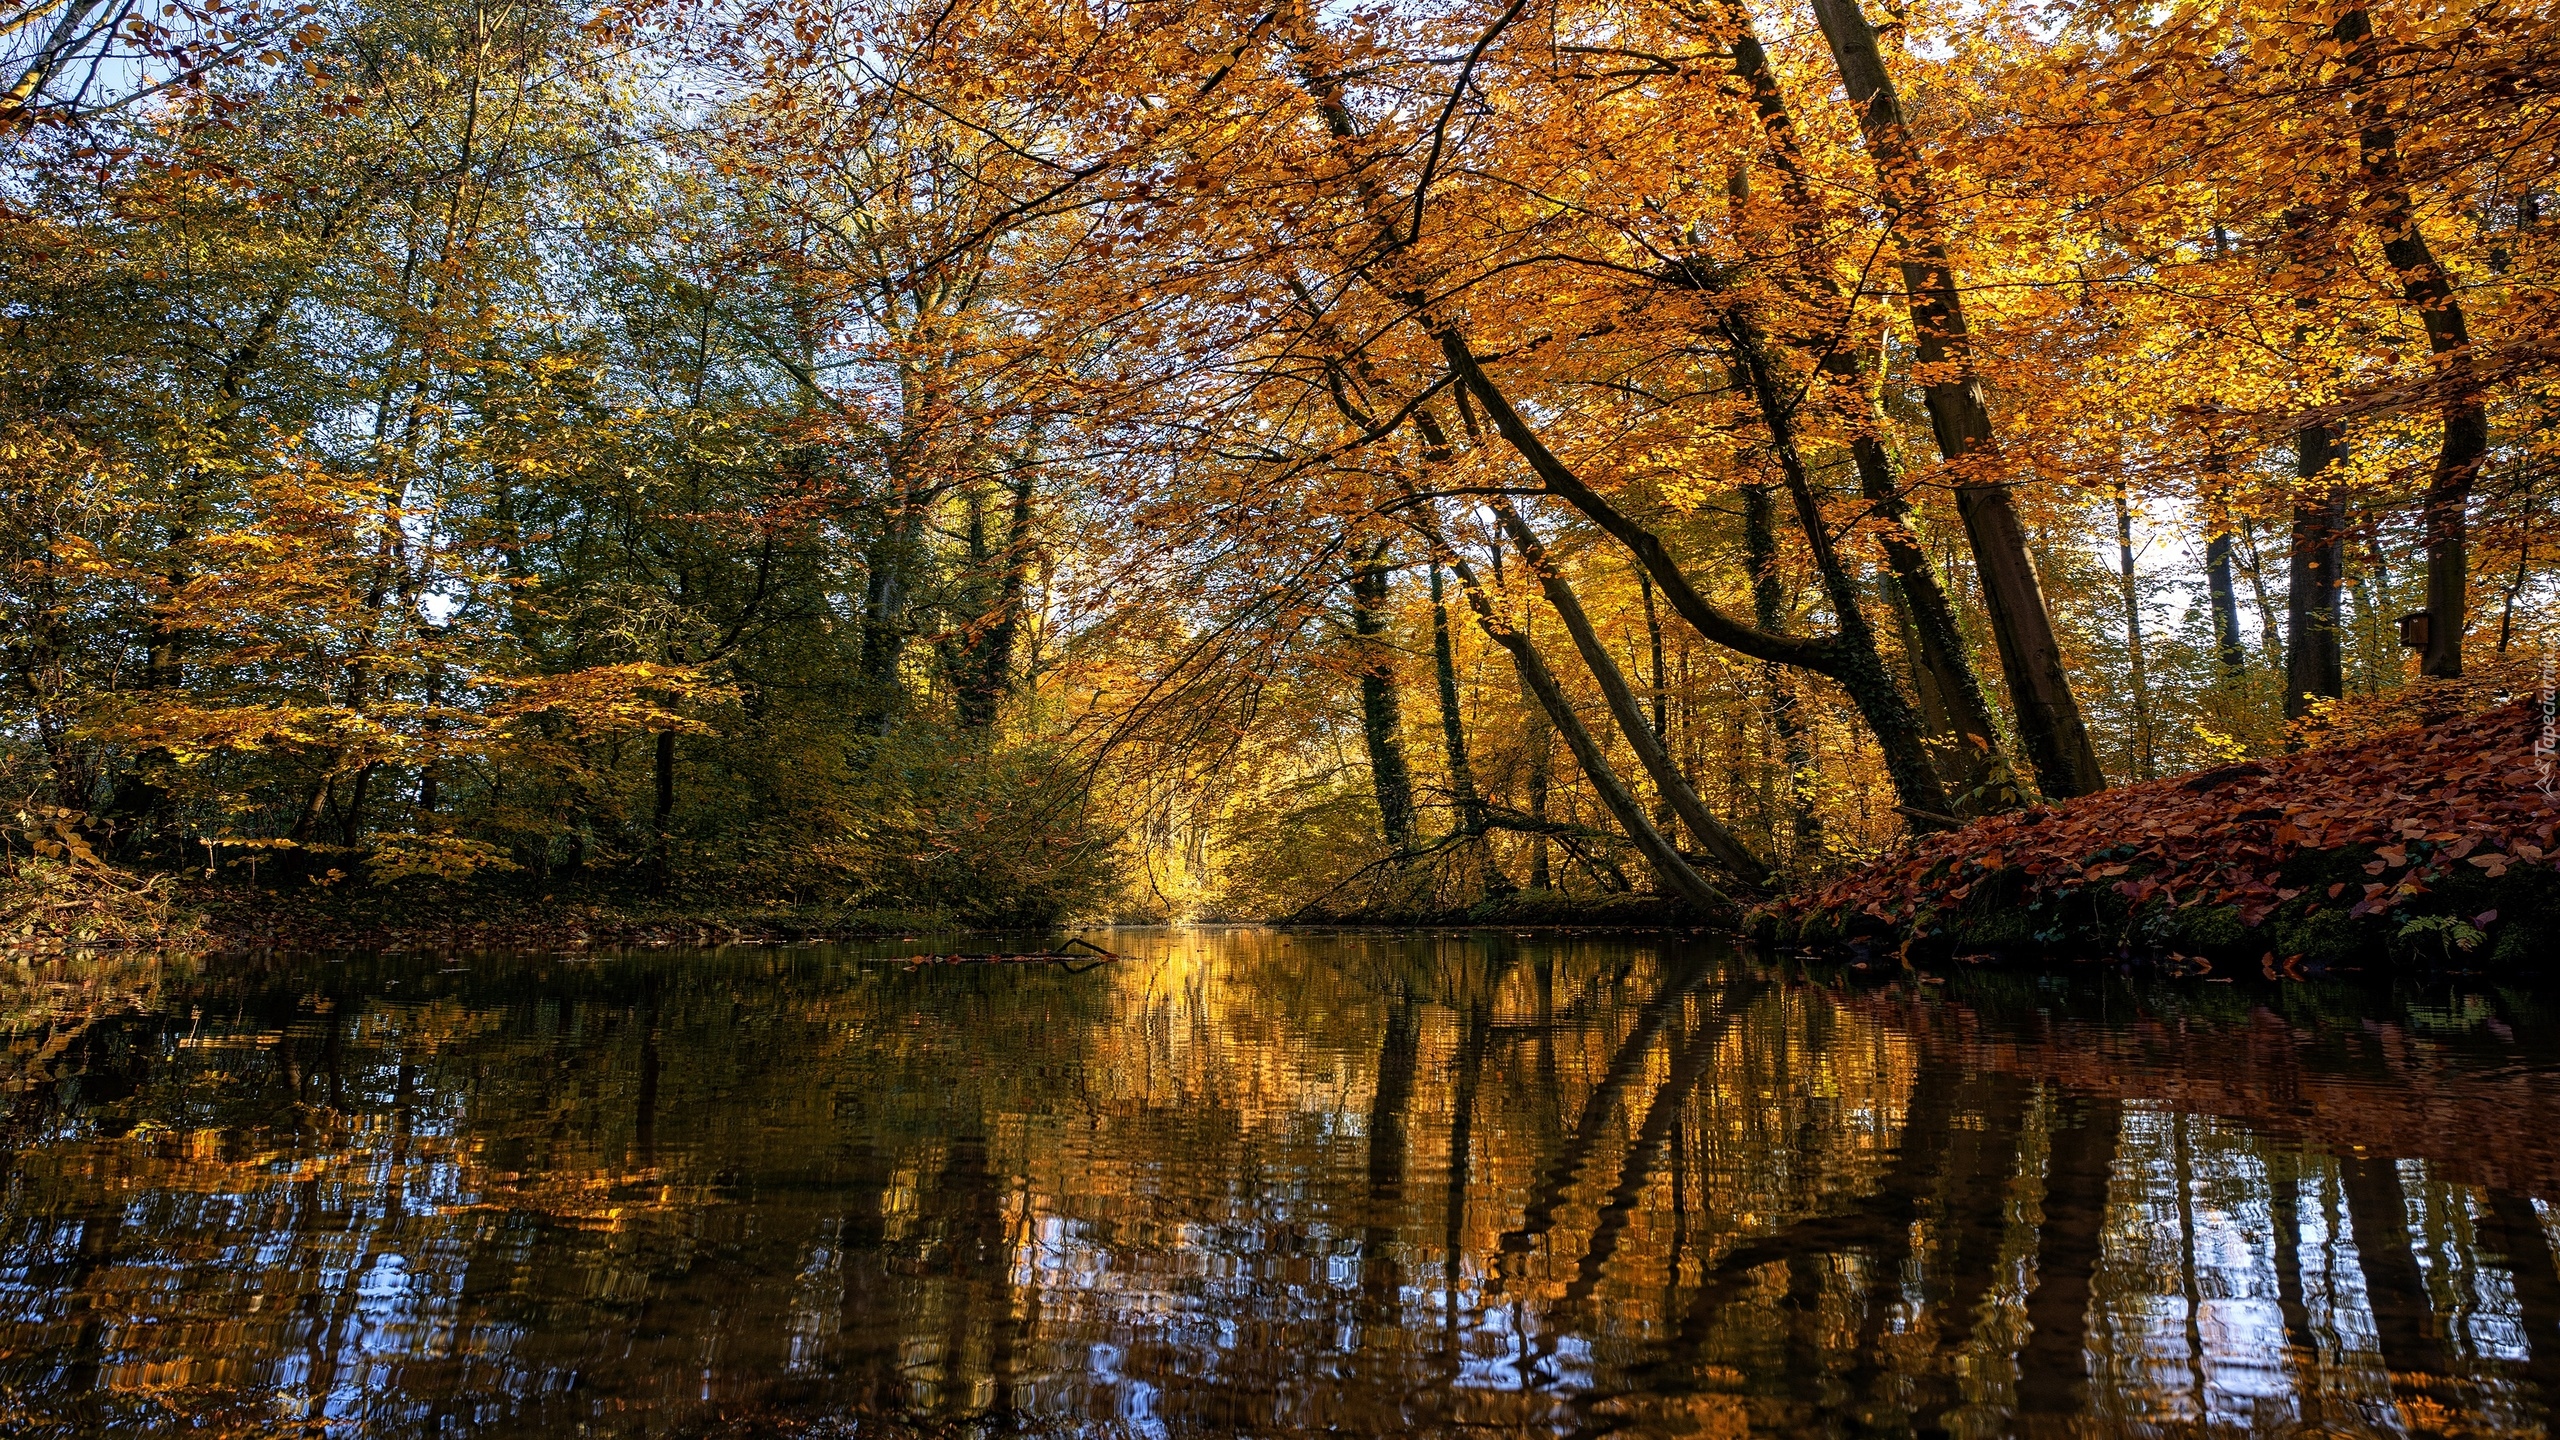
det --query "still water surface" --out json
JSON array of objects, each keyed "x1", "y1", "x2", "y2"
[{"x1": 5, "y1": 930, "x2": 2560, "y2": 1437}]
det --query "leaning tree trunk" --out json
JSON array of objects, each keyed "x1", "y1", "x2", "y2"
[
  {"x1": 1803, "y1": 0, "x2": 2108, "y2": 799},
  {"x1": 1286, "y1": 18, "x2": 1957, "y2": 837},
  {"x1": 1714, "y1": 1, "x2": 2020, "y2": 815},
  {"x1": 1440, "y1": 335, "x2": 1958, "y2": 826},
  {"x1": 1489, "y1": 498, "x2": 1772, "y2": 889},
  {"x1": 1428, "y1": 530, "x2": 1731, "y2": 911},
  {"x1": 1720, "y1": 307, "x2": 1963, "y2": 825}
]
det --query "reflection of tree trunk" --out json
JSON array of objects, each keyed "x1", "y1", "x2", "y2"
[
  {"x1": 1443, "y1": 994, "x2": 1492, "y2": 1369},
  {"x1": 837, "y1": 1138, "x2": 903, "y2": 1409},
  {"x1": 936, "y1": 1134, "x2": 1018, "y2": 1422},
  {"x1": 2014, "y1": 1093, "x2": 2120, "y2": 1417},
  {"x1": 1558, "y1": 994, "x2": 1735, "y2": 1316},
  {"x1": 1908, "y1": 1078, "x2": 2030, "y2": 1431},
  {"x1": 1666, "y1": 1062, "x2": 1966, "y2": 1362},
  {"x1": 307, "y1": 1059, "x2": 415, "y2": 1411},
  {"x1": 2173, "y1": 1116, "x2": 2210, "y2": 1410},
  {"x1": 1361, "y1": 994, "x2": 1421, "y2": 1352},
  {"x1": 57, "y1": 1198, "x2": 128, "y2": 1406},
  {"x1": 635, "y1": 998, "x2": 659, "y2": 1171},
  {"x1": 2269, "y1": 1159, "x2": 2322, "y2": 1429},
  {"x1": 2480, "y1": 1192, "x2": 2560, "y2": 1415},
  {"x1": 1498, "y1": 962, "x2": 1724, "y2": 1279},
  {"x1": 2338, "y1": 1156, "x2": 2449, "y2": 1386}
]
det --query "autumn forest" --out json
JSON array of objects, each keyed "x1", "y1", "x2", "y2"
[{"x1": 5, "y1": 0, "x2": 2558, "y2": 945}]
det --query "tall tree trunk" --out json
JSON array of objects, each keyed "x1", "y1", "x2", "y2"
[
  {"x1": 1489, "y1": 500, "x2": 1770, "y2": 888},
  {"x1": 2239, "y1": 518, "x2": 2288, "y2": 672},
  {"x1": 1803, "y1": 0, "x2": 2108, "y2": 800},
  {"x1": 1714, "y1": 1, "x2": 2020, "y2": 814},
  {"x1": 651, "y1": 728, "x2": 676, "y2": 892},
  {"x1": 2114, "y1": 483, "x2": 2156, "y2": 780},
  {"x1": 860, "y1": 499, "x2": 926, "y2": 736},
  {"x1": 2337, "y1": 8, "x2": 2486, "y2": 680},
  {"x1": 1350, "y1": 541, "x2": 1419, "y2": 853},
  {"x1": 2499, "y1": 462, "x2": 2539, "y2": 653},
  {"x1": 2287, "y1": 427, "x2": 2349, "y2": 727},
  {"x1": 1500, "y1": 533, "x2": 1554, "y2": 891},
  {"x1": 1743, "y1": 485, "x2": 1823, "y2": 857},
  {"x1": 2206, "y1": 521, "x2": 2249, "y2": 679},
  {"x1": 946, "y1": 458, "x2": 1038, "y2": 733},
  {"x1": 1431, "y1": 562, "x2": 1508, "y2": 896}
]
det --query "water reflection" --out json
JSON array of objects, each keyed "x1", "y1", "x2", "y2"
[{"x1": 3, "y1": 934, "x2": 2559, "y2": 1436}]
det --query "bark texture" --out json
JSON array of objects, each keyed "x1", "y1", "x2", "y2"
[{"x1": 1803, "y1": 0, "x2": 2108, "y2": 799}]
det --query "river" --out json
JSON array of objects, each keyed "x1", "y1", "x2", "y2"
[{"x1": 3, "y1": 929, "x2": 2556, "y2": 1436}]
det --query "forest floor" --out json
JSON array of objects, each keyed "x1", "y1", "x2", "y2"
[{"x1": 1763, "y1": 693, "x2": 2560, "y2": 970}]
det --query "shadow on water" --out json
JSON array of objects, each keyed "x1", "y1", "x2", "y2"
[{"x1": 6, "y1": 933, "x2": 2560, "y2": 1435}]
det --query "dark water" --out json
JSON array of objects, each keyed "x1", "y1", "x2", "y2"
[{"x1": 6, "y1": 932, "x2": 2560, "y2": 1437}]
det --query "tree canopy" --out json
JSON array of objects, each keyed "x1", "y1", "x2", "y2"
[{"x1": 4, "y1": 0, "x2": 2556, "y2": 926}]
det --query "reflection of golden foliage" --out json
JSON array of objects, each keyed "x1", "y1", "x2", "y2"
[
  {"x1": 0, "y1": 952, "x2": 185, "y2": 1089},
  {"x1": 1589, "y1": 1391, "x2": 1751, "y2": 1439},
  {"x1": 451, "y1": 1169, "x2": 712, "y2": 1232}
]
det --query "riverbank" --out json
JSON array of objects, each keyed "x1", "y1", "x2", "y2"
[
  {"x1": 1, "y1": 866, "x2": 1730, "y2": 954},
  {"x1": 1278, "y1": 888, "x2": 1716, "y2": 931},
  {"x1": 1761, "y1": 697, "x2": 2558, "y2": 968},
  {"x1": 0, "y1": 869, "x2": 1000, "y2": 955}
]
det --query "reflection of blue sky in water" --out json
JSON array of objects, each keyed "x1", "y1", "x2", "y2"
[{"x1": 7, "y1": 936, "x2": 2560, "y2": 1435}]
